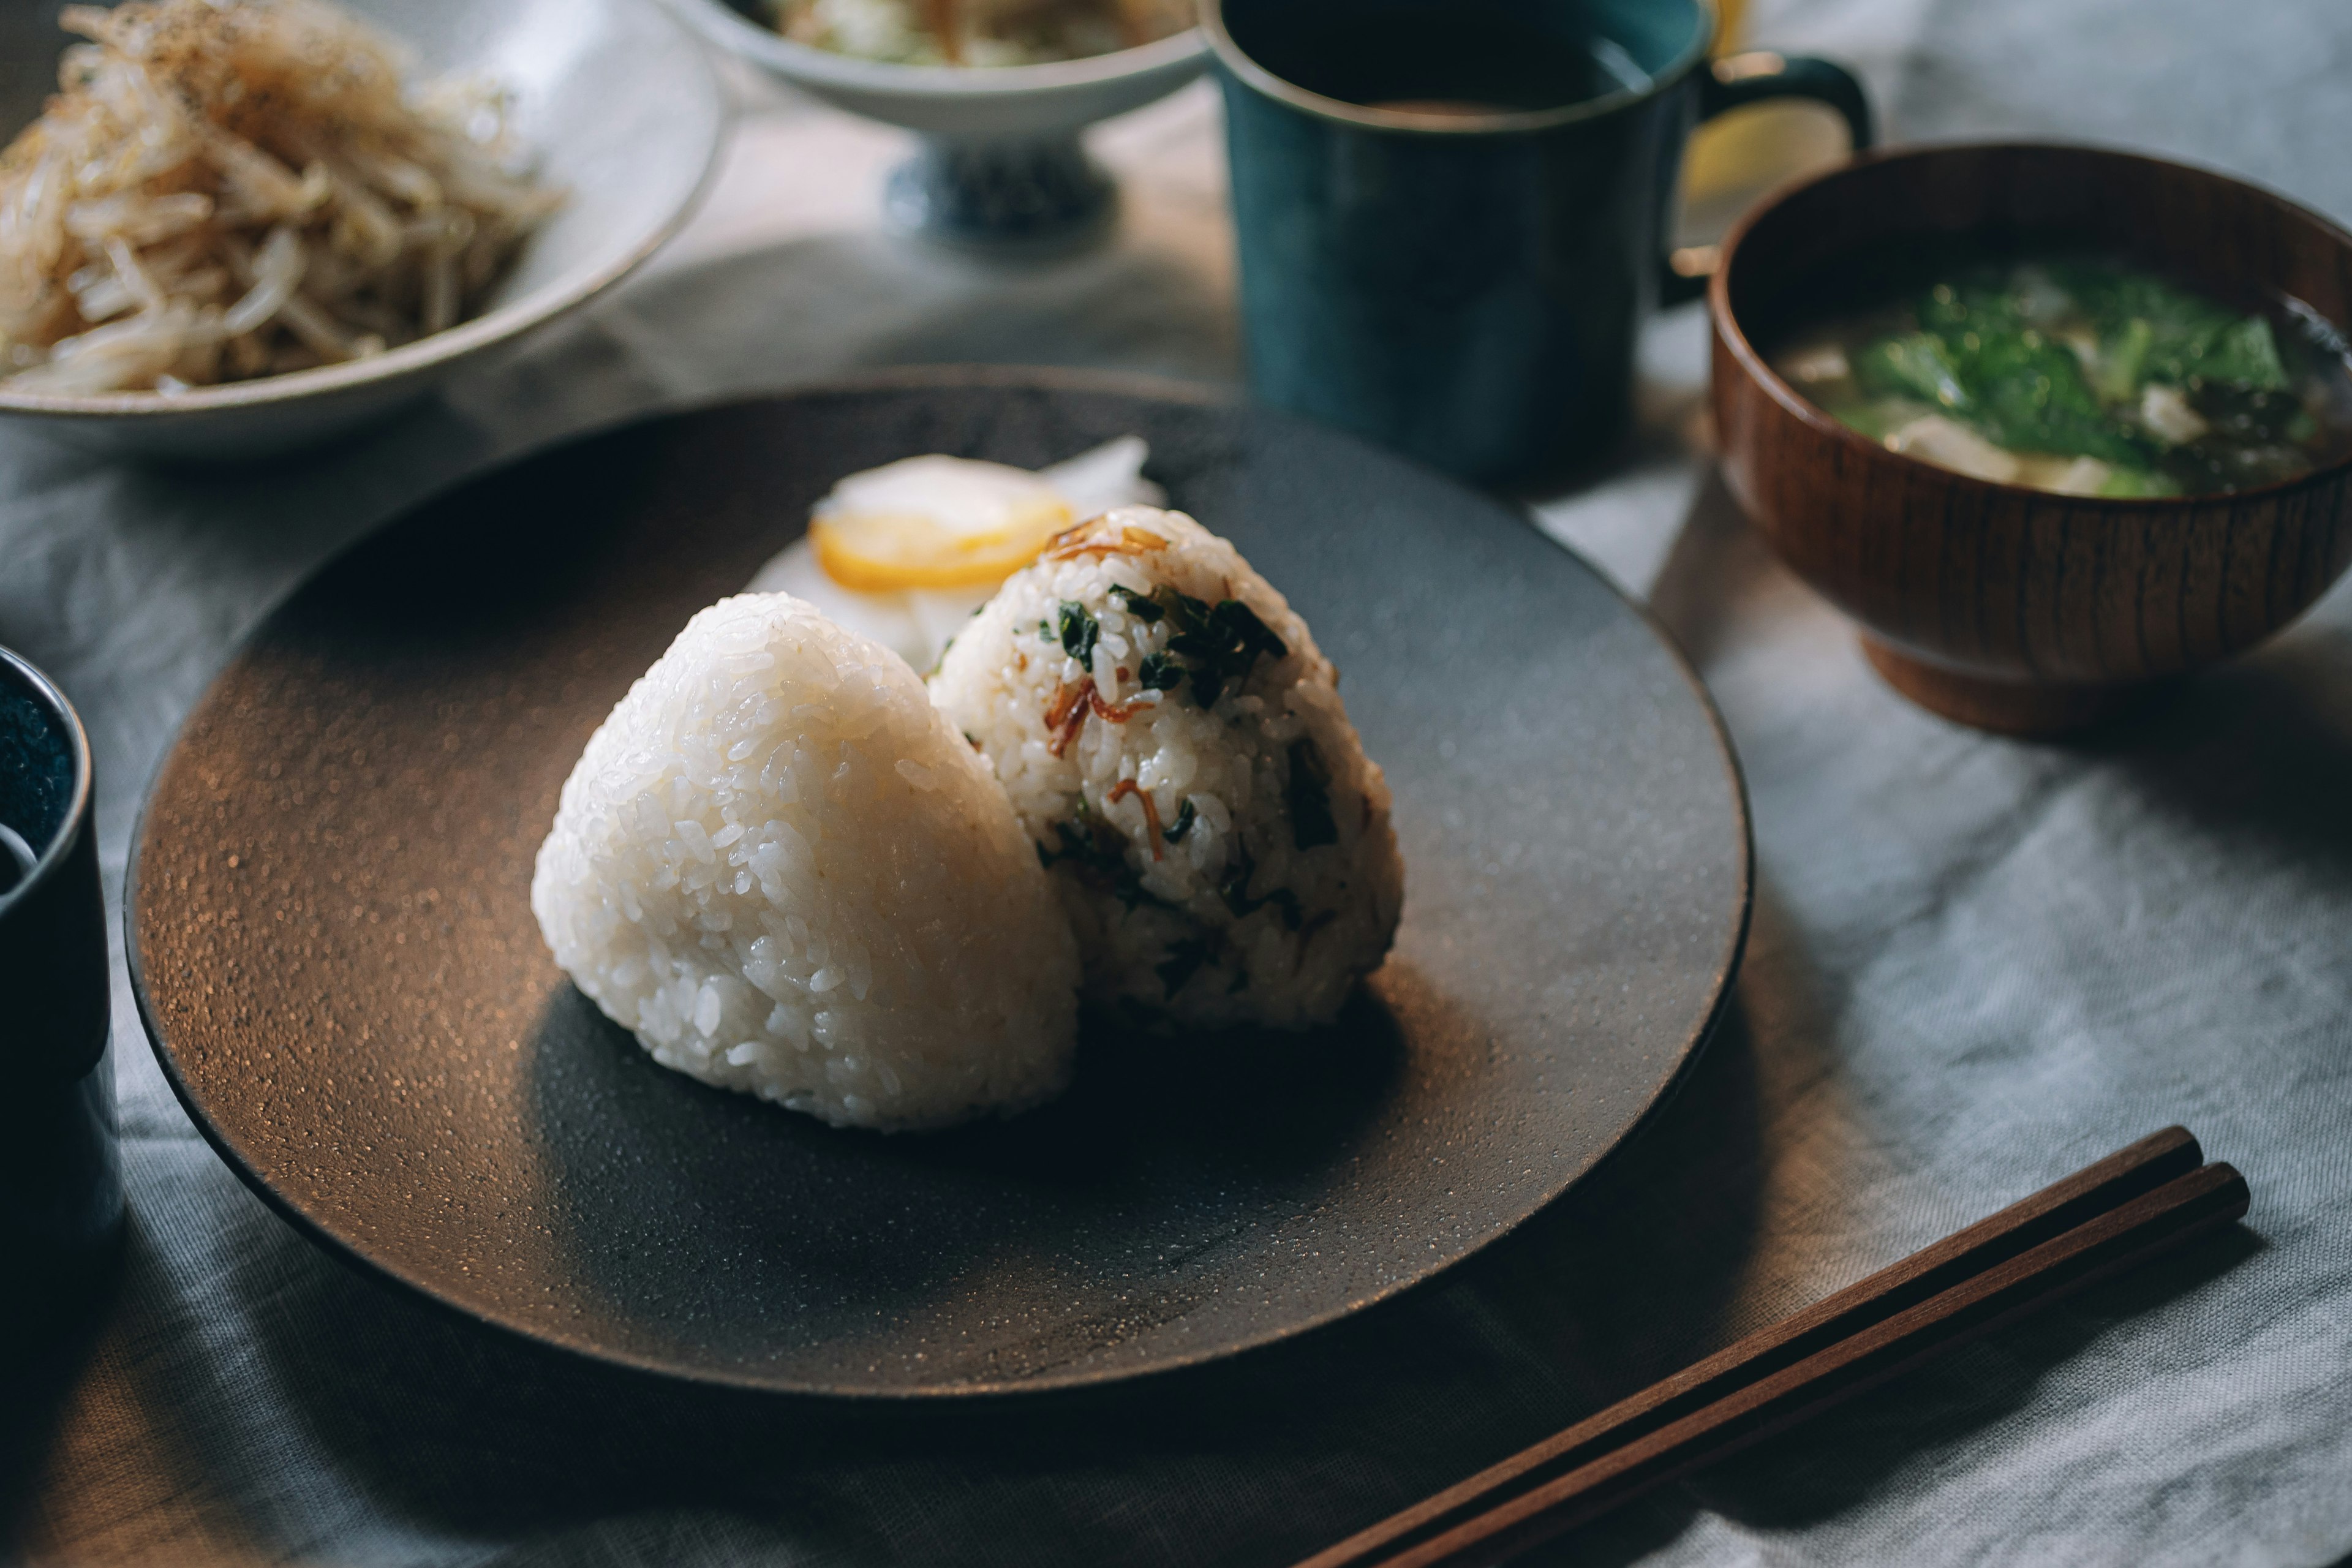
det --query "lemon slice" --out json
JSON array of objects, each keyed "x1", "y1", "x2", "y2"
[{"x1": 810, "y1": 456, "x2": 1073, "y2": 592}]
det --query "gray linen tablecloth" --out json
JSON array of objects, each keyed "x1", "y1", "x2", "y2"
[{"x1": 7, "y1": 0, "x2": 2351, "y2": 1562}]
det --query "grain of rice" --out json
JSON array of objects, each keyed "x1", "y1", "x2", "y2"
[
  {"x1": 931, "y1": 506, "x2": 1404, "y2": 1031},
  {"x1": 533, "y1": 594, "x2": 1081, "y2": 1133}
]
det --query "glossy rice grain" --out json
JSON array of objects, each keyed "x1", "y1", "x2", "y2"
[
  {"x1": 930, "y1": 505, "x2": 1403, "y2": 1031},
  {"x1": 532, "y1": 592, "x2": 1080, "y2": 1131}
]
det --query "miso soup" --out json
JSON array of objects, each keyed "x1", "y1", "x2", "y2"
[{"x1": 1770, "y1": 257, "x2": 2352, "y2": 497}]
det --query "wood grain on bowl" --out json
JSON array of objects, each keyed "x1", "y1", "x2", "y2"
[{"x1": 1710, "y1": 143, "x2": 2352, "y2": 734}]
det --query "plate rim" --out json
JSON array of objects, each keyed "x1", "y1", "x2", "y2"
[{"x1": 124, "y1": 366, "x2": 1754, "y2": 1398}]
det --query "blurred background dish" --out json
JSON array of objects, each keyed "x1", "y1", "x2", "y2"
[
  {"x1": 669, "y1": 0, "x2": 1207, "y2": 251},
  {"x1": 0, "y1": 0, "x2": 727, "y2": 462},
  {"x1": 1711, "y1": 141, "x2": 2352, "y2": 734},
  {"x1": 764, "y1": 0, "x2": 1192, "y2": 67}
]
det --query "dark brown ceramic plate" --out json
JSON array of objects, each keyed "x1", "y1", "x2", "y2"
[{"x1": 127, "y1": 369, "x2": 1751, "y2": 1396}]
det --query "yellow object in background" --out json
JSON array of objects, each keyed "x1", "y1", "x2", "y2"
[
  {"x1": 808, "y1": 455, "x2": 1075, "y2": 590},
  {"x1": 813, "y1": 503, "x2": 1072, "y2": 591},
  {"x1": 1679, "y1": 0, "x2": 1855, "y2": 251}
]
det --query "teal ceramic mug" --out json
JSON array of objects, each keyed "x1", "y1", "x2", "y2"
[{"x1": 1204, "y1": 0, "x2": 1871, "y2": 482}]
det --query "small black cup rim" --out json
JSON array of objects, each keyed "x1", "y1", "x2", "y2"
[
  {"x1": 1199, "y1": 0, "x2": 1715, "y2": 135},
  {"x1": 0, "y1": 645, "x2": 94, "y2": 921}
]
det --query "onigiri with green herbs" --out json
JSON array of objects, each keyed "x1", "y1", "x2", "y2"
[
  {"x1": 929, "y1": 505, "x2": 1404, "y2": 1030},
  {"x1": 531, "y1": 592, "x2": 1080, "y2": 1133}
]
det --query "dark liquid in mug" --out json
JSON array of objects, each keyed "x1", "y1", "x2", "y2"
[{"x1": 1239, "y1": 3, "x2": 1648, "y2": 116}]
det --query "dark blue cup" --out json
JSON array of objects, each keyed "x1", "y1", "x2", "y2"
[
  {"x1": 1205, "y1": 0, "x2": 1872, "y2": 483},
  {"x1": 1, "y1": 646, "x2": 121, "y2": 1316}
]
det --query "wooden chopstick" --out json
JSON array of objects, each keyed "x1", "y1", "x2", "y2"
[
  {"x1": 1302, "y1": 1127, "x2": 2202, "y2": 1568},
  {"x1": 1298, "y1": 1129, "x2": 2244, "y2": 1568}
]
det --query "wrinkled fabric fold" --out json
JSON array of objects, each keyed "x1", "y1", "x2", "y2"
[{"x1": 7, "y1": 6, "x2": 2352, "y2": 1564}]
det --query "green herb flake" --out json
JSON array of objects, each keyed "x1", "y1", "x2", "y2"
[
  {"x1": 1213, "y1": 599, "x2": 1288, "y2": 664},
  {"x1": 1287, "y1": 739, "x2": 1338, "y2": 851},
  {"x1": 1859, "y1": 332, "x2": 1971, "y2": 411},
  {"x1": 1163, "y1": 797, "x2": 1197, "y2": 843},
  {"x1": 1047, "y1": 819, "x2": 1119, "y2": 876},
  {"x1": 2203, "y1": 315, "x2": 2290, "y2": 392},
  {"x1": 1058, "y1": 601, "x2": 1099, "y2": 663},
  {"x1": 1161, "y1": 589, "x2": 1215, "y2": 635},
  {"x1": 1217, "y1": 843, "x2": 1305, "y2": 927},
  {"x1": 2095, "y1": 466, "x2": 2181, "y2": 499},
  {"x1": 1156, "y1": 937, "x2": 1216, "y2": 1000},
  {"x1": 1042, "y1": 809, "x2": 1175, "y2": 913},
  {"x1": 1137, "y1": 590, "x2": 1289, "y2": 710},
  {"x1": 2089, "y1": 317, "x2": 2153, "y2": 404},
  {"x1": 1110, "y1": 584, "x2": 1164, "y2": 622},
  {"x1": 1114, "y1": 871, "x2": 1175, "y2": 913},
  {"x1": 1137, "y1": 652, "x2": 1185, "y2": 692},
  {"x1": 1218, "y1": 850, "x2": 1258, "y2": 918}
]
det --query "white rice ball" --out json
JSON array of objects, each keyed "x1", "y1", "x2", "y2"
[
  {"x1": 930, "y1": 507, "x2": 1403, "y2": 1031},
  {"x1": 531, "y1": 594, "x2": 1080, "y2": 1131}
]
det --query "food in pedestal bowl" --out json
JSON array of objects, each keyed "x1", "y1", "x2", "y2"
[{"x1": 767, "y1": 0, "x2": 1192, "y2": 66}]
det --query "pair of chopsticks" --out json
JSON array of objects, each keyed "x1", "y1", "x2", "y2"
[{"x1": 1297, "y1": 1127, "x2": 2247, "y2": 1568}]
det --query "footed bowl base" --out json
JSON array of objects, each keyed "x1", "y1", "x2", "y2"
[
  {"x1": 1861, "y1": 638, "x2": 2178, "y2": 737},
  {"x1": 884, "y1": 134, "x2": 1117, "y2": 252}
]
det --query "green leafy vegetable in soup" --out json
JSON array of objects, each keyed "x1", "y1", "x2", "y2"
[{"x1": 1771, "y1": 257, "x2": 2352, "y2": 497}]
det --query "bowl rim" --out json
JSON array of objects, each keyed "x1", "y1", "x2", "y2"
[
  {"x1": 667, "y1": 0, "x2": 1210, "y2": 98},
  {"x1": 1197, "y1": 0, "x2": 1713, "y2": 136},
  {"x1": 1709, "y1": 137, "x2": 2352, "y2": 511},
  {"x1": 0, "y1": 0, "x2": 733, "y2": 426}
]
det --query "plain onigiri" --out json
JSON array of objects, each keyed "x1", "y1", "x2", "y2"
[
  {"x1": 929, "y1": 506, "x2": 1404, "y2": 1030},
  {"x1": 531, "y1": 593, "x2": 1080, "y2": 1131}
]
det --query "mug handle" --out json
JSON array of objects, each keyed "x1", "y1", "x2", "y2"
[{"x1": 1659, "y1": 51, "x2": 1875, "y2": 307}]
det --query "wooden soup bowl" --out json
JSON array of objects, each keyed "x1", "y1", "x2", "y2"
[{"x1": 1709, "y1": 143, "x2": 2352, "y2": 734}]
